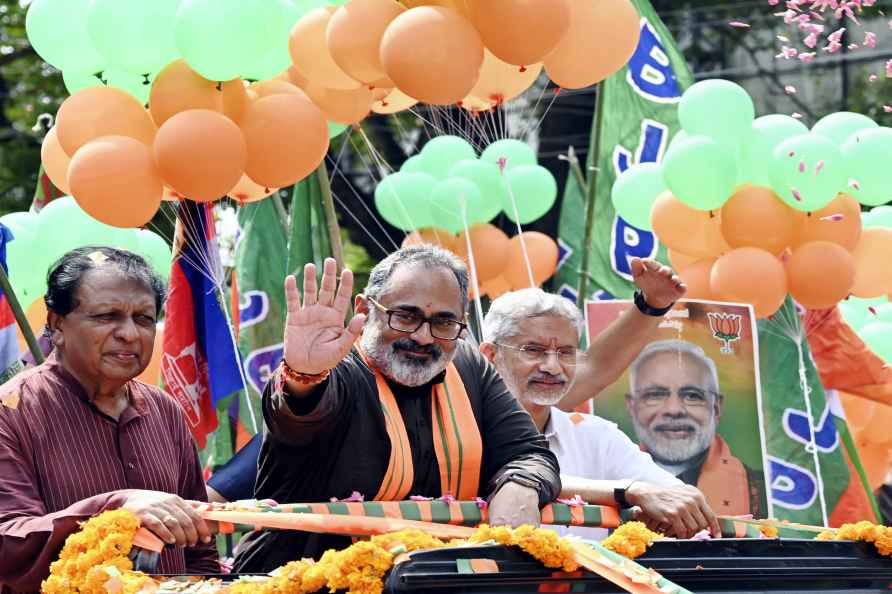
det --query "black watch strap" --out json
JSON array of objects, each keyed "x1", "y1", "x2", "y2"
[
  {"x1": 634, "y1": 289, "x2": 673, "y2": 317},
  {"x1": 614, "y1": 484, "x2": 633, "y2": 509}
]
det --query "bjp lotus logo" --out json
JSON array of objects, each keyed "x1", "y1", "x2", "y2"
[{"x1": 708, "y1": 312, "x2": 742, "y2": 354}]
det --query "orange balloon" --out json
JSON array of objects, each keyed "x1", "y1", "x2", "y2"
[
  {"x1": 481, "y1": 275, "x2": 512, "y2": 300},
  {"x1": 839, "y1": 392, "x2": 875, "y2": 433},
  {"x1": 544, "y1": 0, "x2": 640, "y2": 89},
  {"x1": 380, "y1": 7, "x2": 484, "y2": 105},
  {"x1": 68, "y1": 136, "x2": 163, "y2": 228},
  {"x1": 372, "y1": 87, "x2": 419, "y2": 114},
  {"x1": 466, "y1": 49, "x2": 543, "y2": 108},
  {"x1": 677, "y1": 259, "x2": 716, "y2": 300},
  {"x1": 136, "y1": 325, "x2": 164, "y2": 386},
  {"x1": 153, "y1": 110, "x2": 247, "y2": 203},
  {"x1": 284, "y1": 65, "x2": 310, "y2": 89},
  {"x1": 220, "y1": 79, "x2": 250, "y2": 124},
  {"x1": 402, "y1": 227, "x2": 459, "y2": 254},
  {"x1": 41, "y1": 127, "x2": 71, "y2": 195},
  {"x1": 16, "y1": 298, "x2": 47, "y2": 356},
  {"x1": 327, "y1": 0, "x2": 405, "y2": 85},
  {"x1": 856, "y1": 440, "x2": 892, "y2": 490},
  {"x1": 249, "y1": 79, "x2": 306, "y2": 98},
  {"x1": 401, "y1": 0, "x2": 469, "y2": 14},
  {"x1": 241, "y1": 94, "x2": 330, "y2": 188},
  {"x1": 455, "y1": 223, "x2": 511, "y2": 283},
  {"x1": 228, "y1": 174, "x2": 278, "y2": 203},
  {"x1": 667, "y1": 249, "x2": 699, "y2": 271},
  {"x1": 469, "y1": 0, "x2": 571, "y2": 66},
  {"x1": 56, "y1": 86, "x2": 156, "y2": 156},
  {"x1": 851, "y1": 228, "x2": 892, "y2": 298},
  {"x1": 862, "y1": 400, "x2": 892, "y2": 447},
  {"x1": 304, "y1": 82, "x2": 373, "y2": 125},
  {"x1": 460, "y1": 96, "x2": 494, "y2": 113},
  {"x1": 149, "y1": 60, "x2": 222, "y2": 127},
  {"x1": 721, "y1": 185, "x2": 794, "y2": 254},
  {"x1": 786, "y1": 241, "x2": 855, "y2": 310},
  {"x1": 651, "y1": 191, "x2": 730, "y2": 259},
  {"x1": 290, "y1": 7, "x2": 361, "y2": 90},
  {"x1": 162, "y1": 186, "x2": 183, "y2": 202},
  {"x1": 793, "y1": 192, "x2": 862, "y2": 251},
  {"x1": 710, "y1": 247, "x2": 787, "y2": 318},
  {"x1": 502, "y1": 232, "x2": 559, "y2": 289}
]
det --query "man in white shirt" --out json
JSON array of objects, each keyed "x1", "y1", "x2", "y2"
[{"x1": 479, "y1": 258, "x2": 720, "y2": 540}]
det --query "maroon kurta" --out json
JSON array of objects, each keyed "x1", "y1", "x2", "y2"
[{"x1": 0, "y1": 355, "x2": 218, "y2": 593}]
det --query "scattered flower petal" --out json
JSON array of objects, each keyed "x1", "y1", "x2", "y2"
[
  {"x1": 410, "y1": 495, "x2": 434, "y2": 501},
  {"x1": 729, "y1": 20, "x2": 751, "y2": 27},
  {"x1": 786, "y1": 84, "x2": 798, "y2": 94},
  {"x1": 439, "y1": 493, "x2": 456, "y2": 504},
  {"x1": 800, "y1": 52, "x2": 817, "y2": 62},
  {"x1": 884, "y1": 105, "x2": 892, "y2": 113},
  {"x1": 848, "y1": 43, "x2": 859, "y2": 50},
  {"x1": 849, "y1": 179, "x2": 861, "y2": 190},
  {"x1": 691, "y1": 529, "x2": 713, "y2": 541},
  {"x1": 474, "y1": 497, "x2": 489, "y2": 509},
  {"x1": 557, "y1": 494, "x2": 586, "y2": 506},
  {"x1": 799, "y1": 160, "x2": 807, "y2": 172},
  {"x1": 791, "y1": 188, "x2": 803, "y2": 201},
  {"x1": 865, "y1": 31, "x2": 877, "y2": 48},
  {"x1": 330, "y1": 491, "x2": 365, "y2": 503},
  {"x1": 805, "y1": 32, "x2": 819, "y2": 47},
  {"x1": 886, "y1": 59, "x2": 892, "y2": 77},
  {"x1": 869, "y1": 74, "x2": 879, "y2": 82},
  {"x1": 815, "y1": 160, "x2": 825, "y2": 175},
  {"x1": 777, "y1": 45, "x2": 799, "y2": 59},
  {"x1": 792, "y1": 112, "x2": 804, "y2": 119},
  {"x1": 819, "y1": 213, "x2": 844, "y2": 221}
]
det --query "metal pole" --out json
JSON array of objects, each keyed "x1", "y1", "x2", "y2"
[
  {"x1": 575, "y1": 83, "x2": 606, "y2": 310},
  {"x1": 270, "y1": 191, "x2": 290, "y2": 236},
  {"x1": 0, "y1": 265, "x2": 44, "y2": 364}
]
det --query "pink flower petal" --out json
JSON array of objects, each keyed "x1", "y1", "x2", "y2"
[
  {"x1": 864, "y1": 31, "x2": 877, "y2": 48},
  {"x1": 792, "y1": 112, "x2": 804, "y2": 119},
  {"x1": 410, "y1": 495, "x2": 434, "y2": 501},
  {"x1": 849, "y1": 179, "x2": 861, "y2": 190},
  {"x1": 869, "y1": 74, "x2": 879, "y2": 82},
  {"x1": 804, "y1": 32, "x2": 819, "y2": 47},
  {"x1": 886, "y1": 59, "x2": 892, "y2": 77},
  {"x1": 785, "y1": 84, "x2": 798, "y2": 94},
  {"x1": 800, "y1": 52, "x2": 817, "y2": 62},
  {"x1": 791, "y1": 188, "x2": 803, "y2": 201},
  {"x1": 799, "y1": 160, "x2": 807, "y2": 172},
  {"x1": 815, "y1": 160, "x2": 825, "y2": 174},
  {"x1": 729, "y1": 20, "x2": 751, "y2": 27},
  {"x1": 819, "y1": 213, "x2": 844, "y2": 221},
  {"x1": 848, "y1": 43, "x2": 859, "y2": 50},
  {"x1": 884, "y1": 105, "x2": 892, "y2": 113},
  {"x1": 475, "y1": 497, "x2": 489, "y2": 509}
]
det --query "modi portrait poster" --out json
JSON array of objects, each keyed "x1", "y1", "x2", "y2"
[{"x1": 585, "y1": 299, "x2": 771, "y2": 519}]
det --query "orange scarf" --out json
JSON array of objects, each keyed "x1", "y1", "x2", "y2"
[{"x1": 357, "y1": 347, "x2": 483, "y2": 501}]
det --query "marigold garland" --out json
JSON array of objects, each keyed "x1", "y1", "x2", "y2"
[
  {"x1": 601, "y1": 522, "x2": 663, "y2": 560},
  {"x1": 41, "y1": 509, "x2": 148, "y2": 594},
  {"x1": 816, "y1": 521, "x2": 892, "y2": 556}
]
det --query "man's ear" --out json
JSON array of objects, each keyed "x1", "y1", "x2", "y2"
[
  {"x1": 479, "y1": 341, "x2": 497, "y2": 363},
  {"x1": 624, "y1": 393, "x2": 635, "y2": 417},
  {"x1": 46, "y1": 311, "x2": 63, "y2": 347},
  {"x1": 713, "y1": 393, "x2": 724, "y2": 420},
  {"x1": 355, "y1": 294, "x2": 369, "y2": 316}
]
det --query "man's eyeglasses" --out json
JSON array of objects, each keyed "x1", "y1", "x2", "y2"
[
  {"x1": 366, "y1": 297, "x2": 467, "y2": 341},
  {"x1": 630, "y1": 387, "x2": 717, "y2": 408},
  {"x1": 495, "y1": 342, "x2": 579, "y2": 366}
]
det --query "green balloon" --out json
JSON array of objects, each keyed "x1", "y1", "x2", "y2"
[
  {"x1": 401, "y1": 155, "x2": 425, "y2": 173},
  {"x1": 480, "y1": 139, "x2": 537, "y2": 171},
  {"x1": 812, "y1": 111, "x2": 878, "y2": 145},
  {"x1": 428, "y1": 178, "x2": 485, "y2": 233},
  {"x1": 62, "y1": 70, "x2": 104, "y2": 94},
  {"x1": 839, "y1": 296, "x2": 887, "y2": 331},
  {"x1": 242, "y1": 0, "x2": 301, "y2": 80},
  {"x1": 374, "y1": 172, "x2": 436, "y2": 231},
  {"x1": 738, "y1": 115, "x2": 810, "y2": 186},
  {"x1": 663, "y1": 136, "x2": 737, "y2": 211},
  {"x1": 175, "y1": 0, "x2": 282, "y2": 82},
  {"x1": 842, "y1": 127, "x2": 892, "y2": 207},
  {"x1": 26, "y1": 0, "x2": 104, "y2": 73},
  {"x1": 447, "y1": 160, "x2": 507, "y2": 223},
  {"x1": 863, "y1": 206, "x2": 892, "y2": 229},
  {"x1": 134, "y1": 230, "x2": 173, "y2": 282},
  {"x1": 503, "y1": 165, "x2": 557, "y2": 224},
  {"x1": 874, "y1": 304, "x2": 892, "y2": 324},
  {"x1": 769, "y1": 134, "x2": 847, "y2": 212},
  {"x1": 665, "y1": 130, "x2": 689, "y2": 157},
  {"x1": 86, "y1": 0, "x2": 180, "y2": 75},
  {"x1": 104, "y1": 69, "x2": 154, "y2": 105},
  {"x1": 678, "y1": 79, "x2": 755, "y2": 146},
  {"x1": 860, "y1": 322, "x2": 892, "y2": 363},
  {"x1": 420, "y1": 136, "x2": 477, "y2": 180},
  {"x1": 0, "y1": 212, "x2": 44, "y2": 300},
  {"x1": 328, "y1": 122, "x2": 349, "y2": 139},
  {"x1": 611, "y1": 163, "x2": 665, "y2": 230}
]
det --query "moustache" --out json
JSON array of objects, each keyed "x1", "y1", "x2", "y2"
[
  {"x1": 528, "y1": 373, "x2": 567, "y2": 385},
  {"x1": 392, "y1": 338, "x2": 442, "y2": 358},
  {"x1": 652, "y1": 422, "x2": 698, "y2": 433}
]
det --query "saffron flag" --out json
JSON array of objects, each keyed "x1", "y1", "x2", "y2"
[
  {"x1": 758, "y1": 298, "x2": 879, "y2": 526},
  {"x1": 161, "y1": 201, "x2": 245, "y2": 448},
  {"x1": 0, "y1": 224, "x2": 22, "y2": 384},
  {"x1": 553, "y1": 0, "x2": 693, "y2": 303}
]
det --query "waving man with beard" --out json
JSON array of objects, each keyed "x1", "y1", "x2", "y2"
[{"x1": 233, "y1": 247, "x2": 560, "y2": 573}]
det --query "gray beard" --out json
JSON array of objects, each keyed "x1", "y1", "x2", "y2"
[
  {"x1": 360, "y1": 322, "x2": 454, "y2": 387},
  {"x1": 631, "y1": 414, "x2": 716, "y2": 465}
]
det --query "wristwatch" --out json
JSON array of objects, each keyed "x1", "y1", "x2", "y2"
[
  {"x1": 613, "y1": 480, "x2": 636, "y2": 509},
  {"x1": 634, "y1": 289, "x2": 673, "y2": 317},
  {"x1": 503, "y1": 472, "x2": 540, "y2": 491}
]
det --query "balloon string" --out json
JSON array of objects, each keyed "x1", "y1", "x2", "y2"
[
  {"x1": 459, "y1": 198, "x2": 485, "y2": 338},
  {"x1": 502, "y1": 168, "x2": 535, "y2": 288}
]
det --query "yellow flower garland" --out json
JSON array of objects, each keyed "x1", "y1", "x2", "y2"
[
  {"x1": 41, "y1": 509, "x2": 155, "y2": 594},
  {"x1": 601, "y1": 522, "x2": 663, "y2": 560},
  {"x1": 817, "y1": 521, "x2": 892, "y2": 556}
]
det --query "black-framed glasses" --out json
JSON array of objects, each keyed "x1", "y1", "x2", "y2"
[
  {"x1": 630, "y1": 387, "x2": 718, "y2": 409},
  {"x1": 367, "y1": 297, "x2": 467, "y2": 341},
  {"x1": 494, "y1": 342, "x2": 579, "y2": 366}
]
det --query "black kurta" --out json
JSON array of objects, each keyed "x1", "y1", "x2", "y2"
[{"x1": 233, "y1": 341, "x2": 560, "y2": 572}]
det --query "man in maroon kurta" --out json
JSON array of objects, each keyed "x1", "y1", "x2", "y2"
[{"x1": 0, "y1": 356, "x2": 218, "y2": 592}]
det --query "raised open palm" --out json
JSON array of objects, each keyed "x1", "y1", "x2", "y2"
[
  {"x1": 631, "y1": 257, "x2": 687, "y2": 310},
  {"x1": 283, "y1": 258, "x2": 367, "y2": 375}
]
